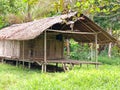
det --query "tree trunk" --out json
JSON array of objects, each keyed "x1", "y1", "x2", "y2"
[
  {"x1": 108, "y1": 42, "x2": 112, "y2": 58},
  {"x1": 108, "y1": 28, "x2": 112, "y2": 58},
  {"x1": 26, "y1": 1, "x2": 32, "y2": 22}
]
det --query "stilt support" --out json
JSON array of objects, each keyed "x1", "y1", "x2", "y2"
[
  {"x1": 28, "y1": 62, "x2": 31, "y2": 69},
  {"x1": 56, "y1": 63, "x2": 58, "y2": 71},
  {"x1": 23, "y1": 61, "x2": 25, "y2": 67},
  {"x1": 80, "y1": 64, "x2": 82, "y2": 68},
  {"x1": 16, "y1": 60, "x2": 18, "y2": 67},
  {"x1": 43, "y1": 30, "x2": 47, "y2": 72},
  {"x1": 95, "y1": 34, "x2": 98, "y2": 69},
  {"x1": 42, "y1": 63, "x2": 46, "y2": 72},
  {"x1": 1, "y1": 58, "x2": 4, "y2": 64}
]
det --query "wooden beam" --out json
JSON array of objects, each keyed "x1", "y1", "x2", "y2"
[
  {"x1": 22, "y1": 41, "x2": 25, "y2": 67},
  {"x1": 90, "y1": 43, "x2": 93, "y2": 61},
  {"x1": 79, "y1": 20, "x2": 96, "y2": 33},
  {"x1": 28, "y1": 62, "x2": 31, "y2": 69},
  {"x1": 85, "y1": 19, "x2": 114, "y2": 41},
  {"x1": 42, "y1": 30, "x2": 47, "y2": 72},
  {"x1": 47, "y1": 29, "x2": 97, "y2": 35},
  {"x1": 95, "y1": 34, "x2": 98, "y2": 68},
  {"x1": 2, "y1": 41, "x2": 5, "y2": 63},
  {"x1": 16, "y1": 60, "x2": 18, "y2": 67},
  {"x1": 66, "y1": 39, "x2": 70, "y2": 59},
  {"x1": 79, "y1": 21, "x2": 101, "y2": 42}
]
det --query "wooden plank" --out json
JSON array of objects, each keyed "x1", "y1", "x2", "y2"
[
  {"x1": 55, "y1": 40, "x2": 62, "y2": 59},
  {"x1": 42, "y1": 30, "x2": 47, "y2": 72},
  {"x1": 22, "y1": 41, "x2": 25, "y2": 67},
  {"x1": 0, "y1": 41, "x2": 4, "y2": 57},
  {"x1": 46, "y1": 59, "x2": 101, "y2": 65},
  {"x1": 28, "y1": 62, "x2": 31, "y2": 69},
  {"x1": 95, "y1": 34, "x2": 98, "y2": 68},
  {"x1": 47, "y1": 29, "x2": 96, "y2": 34}
]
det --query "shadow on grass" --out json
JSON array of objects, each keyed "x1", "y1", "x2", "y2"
[{"x1": 1, "y1": 60, "x2": 64, "y2": 73}]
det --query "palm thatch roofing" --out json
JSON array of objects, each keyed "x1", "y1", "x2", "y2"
[{"x1": 0, "y1": 12, "x2": 116, "y2": 44}]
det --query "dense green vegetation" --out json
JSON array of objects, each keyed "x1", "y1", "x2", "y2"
[
  {"x1": 0, "y1": 62, "x2": 120, "y2": 90},
  {"x1": 69, "y1": 39, "x2": 120, "y2": 60}
]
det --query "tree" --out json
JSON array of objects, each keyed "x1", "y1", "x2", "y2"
[
  {"x1": 94, "y1": 0, "x2": 120, "y2": 58},
  {"x1": 22, "y1": 0, "x2": 39, "y2": 21},
  {"x1": 53, "y1": 0, "x2": 120, "y2": 58}
]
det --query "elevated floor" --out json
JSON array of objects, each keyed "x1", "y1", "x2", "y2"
[{"x1": 0, "y1": 56, "x2": 101, "y2": 71}]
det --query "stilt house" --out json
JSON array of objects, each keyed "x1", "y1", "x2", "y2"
[{"x1": 0, "y1": 12, "x2": 116, "y2": 71}]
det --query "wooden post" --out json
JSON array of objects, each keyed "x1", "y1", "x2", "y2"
[
  {"x1": 66, "y1": 39, "x2": 70, "y2": 59},
  {"x1": 56, "y1": 63, "x2": 58, "y2": 71},
  {"x1": 90, "y1": 43, "x2": 93, "y2": 61},
  {"x1": 2, "y1": 41, "x2": 5, "y2": 64},
  {"x1": 28, "y1": 62, "x2": 31, "y2": 69},
  {"x1": 108, "y1": 28, "x2": 112, "y2": 58},
  {"x1": 16, "y1": 60, "x2": 18, "y2": 67},
  {"x1": 42, "y1": 30, "x2": 47, "y2": 72},
  {"x1": 95, "y1": 34, "x2": 98, "y2": 68},
  {"x1": 22, "y1": 41, "x2": 25, "y2": 67},
  {"x1": 1, "y1": 58, "x2": 4, "y2": 64},
  {"x1": 80, "y1": 64, "x2": 82, "y2": 68}
]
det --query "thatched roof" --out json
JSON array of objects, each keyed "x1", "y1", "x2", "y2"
[{"x1": 0, "y1": 12, "x2": 116, "y2": 44}]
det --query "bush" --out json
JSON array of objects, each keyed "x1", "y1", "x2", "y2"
[
  {"x1": 69, "y1": 40, "x2": 90, "y2": 60},
  {"x1": 112, "y1": 45, "x2": 120, "y2": 57}
]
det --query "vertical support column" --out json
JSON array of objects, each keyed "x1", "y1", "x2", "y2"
[
  {"x1": 90, "y1": 43, "x2": 93, "y2": 61},
  {"x1": 28, "y1": 62, "x2": 31, "y2": 69},
  {"x1": 66, "y1": 39, "x2": 70, "y2": 59},
  {"x1": 62, "y1": 37, "x2": 64, "y2": 59},
  {"x1": 22, "y1": 41, "x2": 25, "y2": 67},
  {"x1": 42, "y1": 30, "x2": 47, "y2": 72},
  {"x1": 95, "y1": 34, "x2": 98, "y2": 68},
  {"x1": 2, "y1": 40, "x2": 5, "y2": 64},
  {"x1": 1, "y1": 58, "x2": 4, "y2": 64},
  {"x1": 12, "y1": 41, "x2": 14, "y2": 58},
  {"x1": 16, "y1": 59, "x2": 18, "y2": 67}
]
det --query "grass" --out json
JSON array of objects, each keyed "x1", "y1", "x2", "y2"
[
  {"x1": 0, "y1": 62, "x2": 120, "y2": 90},
  {"x1": 98, "y1": 56, "x2": 120, "y2": 65}
]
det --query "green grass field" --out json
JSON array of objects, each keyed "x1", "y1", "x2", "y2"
[{"x1": 0, "y1": 62, "x2": 120, "y2": 90}]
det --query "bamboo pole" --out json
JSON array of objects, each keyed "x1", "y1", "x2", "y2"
[
  {"x1": 47, "y1": 29, "x2": 97, "y2": 34},
  {"x1": 42, "y1": 30, "x2": 47, "y2": 72},
  {"x1": 28, "y1": 62, "x2": 31, "y2": 69},
  {"x1": 79, "y1": 21, "x2": 101, "y2": 41},
  {"x1": 22, "y1": 41, "x2": 25, "y2": 67},
  {"x1": 2, "y1": 41, "x2": 5, "y2": 63},
  {"x1": 12, "y1": 41, "x2": 14, "y2": 57},
  {"x1": 95, "y1": 34, "x2": 98, "y2": 68},
  {"x1": 1, "y1": 58, "x2": 4, "y2": 64},
  {"x1": 66, "y1": 39, "x2": 70, "y2": 59},
  {"x1": 86, "y1": 18, "x2": 113, "y2": 41},
  {"x1": 16, "y1": 60, "x2": 18, "y2": 67},
  {"x1": 90, "y1": 43, "x2": 93, "y2": 61}
]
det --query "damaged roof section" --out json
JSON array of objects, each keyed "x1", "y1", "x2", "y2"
[{"x1": 0, "y1": 12, "x2": 116, "y2": 44}]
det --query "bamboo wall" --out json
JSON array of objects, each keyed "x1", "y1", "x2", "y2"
[
  {"x1": 0, "y1": 40, "x2": 20, "y2": 58},
  {"x1": 20, "y1": 33, "x2": 64, "y2": 61},
  {"x1": 0, "y1": 41, "x2": 4, "y2": 56},
  {"x1": 0, "y1": 33, "x2": 64, "y2": 61}
]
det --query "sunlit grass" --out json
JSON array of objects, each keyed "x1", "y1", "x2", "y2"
[{"x1": 0, "y1": 63, "x2": 120, "y2": 90}]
